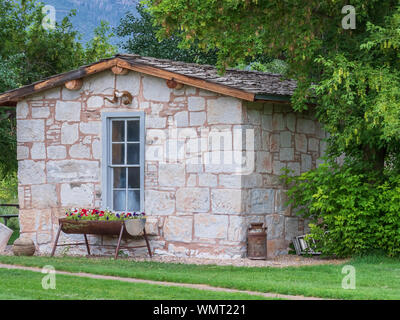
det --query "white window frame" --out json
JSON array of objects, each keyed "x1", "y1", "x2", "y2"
[{"x1": 101, "y1": 112, "x2": 145, "y2": 212}]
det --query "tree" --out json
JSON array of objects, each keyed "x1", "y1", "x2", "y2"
[
  {"x1": 115, "y1": 3, "x2": 217, "y2": 65},
  {"x1": 0, "y1": 0, "x2": 116, "y2": 177},
  {"x1": 146, "y1": 0, "x2": 400, "y2": 174}
]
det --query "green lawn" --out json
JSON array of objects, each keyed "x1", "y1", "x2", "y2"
[
  {"x1": 0, "y1": 254, "x2": 399, "y2": 299},
  {"x1": 0, "y1": 268, "x2": 270, "y2": 300}
]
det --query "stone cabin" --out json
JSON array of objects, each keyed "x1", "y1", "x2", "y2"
[{"x1": 0, "y1": 54, "x2": 325, "y2": 259}]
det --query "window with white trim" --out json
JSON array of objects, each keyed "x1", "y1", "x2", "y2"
[{"x1": 102, "y1": 112, "x2": 145, "y2": 212}]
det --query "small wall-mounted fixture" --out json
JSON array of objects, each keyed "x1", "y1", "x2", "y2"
[
  {"x1": 104, "y1": 90, "x2": 133, "y2": 106},
  {"x1": 65, "y1": 79, "x2": 83, "y2": 91},
  {"x1": 111, "y1": 66, "x2": 129, "y2": 75},
  {"x1": 166, "y1": 79, "x2": 184, "y2": 90}
]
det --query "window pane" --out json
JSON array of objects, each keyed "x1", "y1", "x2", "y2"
[
  {"x1": 127, "y1": 190, "x2": 140, "y2": 211},
  {"x1": 112, "y1": 144, "x2": 125, "y2": 164},
  {"x1": 127, "y1": 120, "x2": 140, "y2": 142},
  {"x1": 113, "y1": 167, "x2": 126, "y2": 188},
  {"x1": 112, "y1": 121, "x2": 125, "y2": 142},
  {"x1": 127, "y1": 144, "x2": 140, "y2": 164},
  {"x1": 113, "y1": 190, "x2": 126, "y2": 212},
  {"x1": 128, "y1": 167, "x2": 140, "y2": 189}
]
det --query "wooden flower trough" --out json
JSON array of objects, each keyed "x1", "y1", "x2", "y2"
[{"x1": 51, "y1": 218, "x2": 152, "y2": 259}]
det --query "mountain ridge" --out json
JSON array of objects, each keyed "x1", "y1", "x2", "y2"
[{"x1": 44, "y1": 0, "x2": 139, "y2": 45}]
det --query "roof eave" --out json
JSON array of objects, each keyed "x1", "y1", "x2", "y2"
[{"x1": 254, "y1": 94, "x2": 291, "y2": 103}]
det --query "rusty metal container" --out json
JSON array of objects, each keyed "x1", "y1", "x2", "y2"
[{"x1": 247, "y1": 223, "x2": 267, "y2": 260}]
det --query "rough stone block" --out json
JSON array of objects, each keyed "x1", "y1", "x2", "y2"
[
  {"x1": 55, "y1": 101, "x2": 81, "y2": 121},
  {"x1": 31, "y1": 184, "x2": 58, "y2": 208},
  {"x1": 272, "y1": 160, "x2": 286, "y2": 175},
  {"x1": 280, "y1": 131, "x2": 292, "y2": 148},
  {"x1": 60, "y1": 183, "x2": 94, "y2": 207},
  {"x1": 272, "y1": 113, "x2": 285, "y2": 131},
  {"x1": 159, "y1": 163, "x2": 185, "y2": 187},
  {"x1": 61, "y1": 123, "x2": 79, "y2": 144},
  {"x1": 32, "y1": 107, "x2": 50, "y2": 118},
  {"x1": 267, "y1": 239, "x2": 287, "y2": 258},
  {"x1": 92, "y1": 139, "x2": 101, "y2": 159},
  {"x1": 286, "y1": 113, "x2": 296, "y2": 132},
  {"x1": 143, "y1": 76, "x2": 171, "y2": 102},
  {"x1": 274, "y1": 189, "x2": 290, "y2": 214},
  {"x1": 207, "y1": 97, "x2": 242, "y2": 124},
  {"x1": 17, "y1": 119, "x2": 45, "y2": 142},
  {"x1": 176, "y1": 188, "x2": 210, "y2": 212},
  {"x1": 62, "y1": 86, "x2": 82, "y2": 100},
  {"x1": 297, "y1": 119, "x2": 315, "y2": 134},
  {"x1": 69, "y1": 143, "x2": 91, "y2": 159},
  {"x1": 17, "y1": 146, "x2": 29, "y2": 160},
  {"x1": 218, "y1": 174, "x2": 241, "y2": 188},
  {"x1": 47, "y1": 160, "x2": 99, "y2": 183},
  {"x1": 261, "y1": 115, "x2": 272, "y2": 131},
  {"x1": 174, "y1": 111, "x2": 188, "y2": 127},
  {"x1": 86, "y1": 96, "x2": 104, "y2": 110},
  {"x1": 146, "y1": 115, "x2": 166, "y2": 128},
  {"x1": 18, "y1": 160, "x2": 46, "y2": 185},
  {"x1": 228, "y1": 215, "x2": 246, "y2": 242},
  {"x1": 80, "y1": 122, "x2": 101, "y2": 135},
  {"x1": 83, "y1": 71, "x2": 115, "y2": 94},
  {"x1": 308, "y1": 138, "x2": 319, "y2": 152},
  {"x1": 270, "y1": 133, "x2": 279, "y2": 152},
  {"x1": 266, "y1": 214, "x2": 284, "y2": 240},
  {"x1": 194, "y1": 214, "x2": 228, "y2": 239},
  {"x1": 35, "y1": 208, "x2": 52, "y2": 231},
  {"x1": 188, "y1": 97, "x2": 205, "y2": 111},
  {"x1": 211, "y1": 189, "x2": 242, "y2": 214},
  {"x1": 198, "y1": 173, "x2": 217, "y2": 187},
  {"x1": 144, "y1": 218, "x2": 159, "y2": 236},
  {"x1": 247, "y1": 108, "x2": 261, "y2": 125},
  {"x1": 256, "y1": 151, "x2": 272, "y2": 173},
  {"x1": 19, "y1": 210, "x2": 36, "y2": 233},
  {"x1": 164, "y1": 216, "x2": 192, "y2": 242},
  {"x1": 295, "y1": 133, "x2": 307, "y2": 153},
  {"x1": 31, "y1": 143, "x2": 46, "y2": 160},
  {"x1": 47, "y1": 146, "x2": 66, "y2": 160},
  {"x1": 190, "y1": 112, "x2": 206, "y2": 126},
  {"x1": 250, "y1": 189, "x2": 274, "y2": 214},
  {"x1": 301, "y1": 154, "x2": 312, "y2": 172},
  {"x1": 17, "y1": 101, "x2": 29, "y2": 119},
  {"x1": 285, "y1": 217, "x2": 299, "y2": 240},
  {"x1": 279, "y1": 148, "x2": 294, "y2": 161},
  {"x1": 145, "y1": 190, "x2": 175, "y2": 215}
]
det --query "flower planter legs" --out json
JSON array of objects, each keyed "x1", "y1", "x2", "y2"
[
  {"x1": 114, "y1": 223, "x2": 125, "y2": 260},
  {"x1": 143, "y1": 228, "x2": 152, "y2": 258},
  {"x1": 51, "y1": 222, "x2": 63, "y2": 257},
  {"x1": 51, "y1": 220, "x2": 152, "y2": 259},
  {"x1": 83, "y1": 234, "x2": 91, "y2": 255}
]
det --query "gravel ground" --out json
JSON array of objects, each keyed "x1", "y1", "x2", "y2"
[
  {"x1": 2, "y1": 245, "x2": 347, "y2": 268},
  {"x1": 132, "y1": 254, "x2": 348, "y2": 268}
]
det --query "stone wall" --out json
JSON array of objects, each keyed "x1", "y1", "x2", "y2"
[
  {"x1": 242, "y1": 101, "x2": 325, "y2": 256},
  {"x1": 16, "y1": 69, "x2": 325, "y2": 258}
]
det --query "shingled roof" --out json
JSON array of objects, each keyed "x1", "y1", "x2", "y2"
[{"x1": 0, "y1": 53, "x2": 296, "y2": 106}]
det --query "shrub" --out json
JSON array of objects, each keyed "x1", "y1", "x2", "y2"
[{"x1": 282, "y1": 162, "x2": 400, "y2": 258}]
